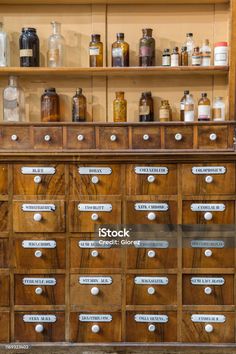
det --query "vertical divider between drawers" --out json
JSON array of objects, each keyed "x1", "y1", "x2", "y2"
[
  {"x1": 8, "y1": 163, "x2": 14, "y2": 342},
  {"x1": 177, "y1": 163, "x2": 183, "y2": 342},
  {"x1": 65, "y1": 162, "x2": 70, "y2": 341},
  {"x1": 121, "y1": 162, "x2": 127, "y2": 342}
]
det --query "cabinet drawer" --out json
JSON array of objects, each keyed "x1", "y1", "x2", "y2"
[
  {"x1": 126, "y1": 164, "x2": 177, "y2": 195},
  {"x1": 33, "y1": 127, "x2": 62, "y2": 150},
  {"x1": 97, "y1": 127, "x2": 128, "y2": 150},
  {"x1": 0, "y1": 126, "x2": 31, "y2": 150},
  {"x1": 13, "y1": 164, "x2": 65, "y2": 195},
  {"x1": 70, "y1": 165, "x2": 121, "y2": 196},
  {"x1": 70, "y1": 312, "x2": 121, "y2": 342},
  {"x1": 0, "y1": 165, "x2": 8, "y2": 195},
  {"x1": 69, "y1": 200, "x2": 121, "y2": 232},
  {"x1": 0, "y1": 312, "x2": 9, "y2": 342},
  {"x1": 181, "y1": 164, "x2": 235, "y2": 195},
  {"x1": 126, "y1": 274, "x2": 177, "y2": 305},
  {"x1": 182, "y1": 201, "x2": 235, "y2": 224},
  {"x1": 13, "y1": 200, "x2": 65, "y2": 233},
  {"x1": 14, "y1": 312, "x2": 65, "y2": 342},
  {"x1": 70, "y1": 239, "x2": 121, "y2": 269},
  {"x1": 0, "y1": 202, "x2": 8, "y2": 232},
  {"x1": 198, "y1": 126, "x2": 228, "y2": 149},
  {"x1": 0, "y1": 274, "x2": 9, "y2": 306},
  {"x1": 183, "y1": 274, "x2": 234, "y2": 305},
  {"x1": 70, "y1": 274, "x2": 121, "y2": 307},
  {"x1": 126, "y1": 311, "x2": 177, "y2": 342},
  {"x1": 66, "y1": 126, "x2": 95, "y2": 149},
  {"x1": 182, "y1": 312, "x2": 234, "y2": 343},
  {"x1": 164, "y1": 126, "x2": 193, "y2": 149},
  {"x1": 14, "y1": 238, "x2": 66, "y2": 269},
  {"x1": 14, "y1": 274, "x2": 65, "y2": 305},
  {"x1": 131, "y1": 127, "x2": 161, "y2": 149},
  {"x1": 0, "y1": 239, "x2": 9, "y2": 268}
]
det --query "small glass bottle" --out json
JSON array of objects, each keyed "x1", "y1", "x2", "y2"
[
  {"x1": 192, "y1": 47, "x2": 201, "y2": 66},
  {"x1": 139, "y1": 28, "x2": 155, "y2": 67},
  {"x1": 89, "y1": 34, "x2": 103, "y2": 67},
  {"x1": 41, "y1": 88, "x2": 60, "y2": 122},
  {"x1": 200, "y1": 39, "x2": 211, "y2": 66},
  {"x1": 139, "y1": 91, "x2": 154, "y2": 122},
  {"x1": 185, "y1": 32, "x2": 195, "y2": 65},
  {"x1": 213, "y1": 97, "x2": 225, "y2": 121},
  {"x1": 0, "y1": 22, "x2": 10, "y2": 67},
  {"x1": 162, "y1": 48, "x2": 171, "y2": 66},
  {"x1": 19, "y1": 27, "x2": 40, "y2": 67},
  {"x1": 181, "y1": 46, "x2": 188, "y2": 66},
  {"x1": 198, "y1": 92, "x2": 211, "y2": 121},
  {"x1": 111, "y1": 33, "x2": 129, "y2": 67},
  {"x1": 3, "y1": 76, "x2": 25, "y2": 122},
  {"x1": 184, "y1": 94, "x2": 195, "y2": 122},
  {"x1": 47, "y1": 21, "x2": 65, "y2": 67},
  {"x1": 180, "y1": 90, "x2": 190, "y2": 121},
  {"x1": 159, "y1": 100, "x2": 171, "y2": 122},
  {"x1": 113, "y1": 91, "x2": 127, "y2": 122},
  {"x1": 72, "y1": 88, "x2": 87, "y2": 122},
  {"x1": 171, "y1": 47, "x2": 180, "y2": 67}
]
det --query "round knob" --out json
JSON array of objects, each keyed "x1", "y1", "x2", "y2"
[
  {"x1": 147, "y1": 250, "x2": 156, "y2": 258},
  {"x1": 44, "y1": 135, "x2": 51, "y2": 142},
  {"x1": 91, "y1": 287, "x2": 99, "y2": 296},
  {"x1": 11, "y1": 134, "x2": 18, "y2": 141},
  {"x1": 143, "y1": 134, "x2": 150, "y2": 141},
  {"x1": 91, "y1": 213, "x2": 99, "y2": 221},
  {"x1": 147, "y1": 175, "x2": 155, "y2": 183},
  {"x1": 147, "y1": 286, "x2": 155, "y2": 295},
  {"x1": 34, "y1": 176, "x2": 42, "y2": 184},
  {"x1": 91, "y1": 324, "x2": 100, "y2": 333},
  {"x1": 34, "y1": 250, "x2": 42, "y2": 258},
  {"x1": 204, "y1": 287, "x2": 212, "y2": 295},
  {"x1": 110, "y1": 134, "x2": 117, "y2": 142},
  {"x1": 91, "y1": 176, "x2": 99, "y2": 184},
  {"x1": 175, "y1": 133, "x2": 182, "y2": 141},
  {"x1": 91, "y1": 250, "x2": 99, "y2": 257},
  {"x1": 147, "y1": 212, "x2": 156, "y2": 221},
  {"x1": 205, "y1": 324, "x2": 214, "y2": 333},
  {"x1": 209, "y1": 133, "x2": 217, "y2": 141},
  {"x1": 33, "y1": 213, "x2": 42, "y2": 222},
  {"x1": 205, "y1": 175, "x2": 213, "y2": 184},
  {"x1": 204, "y1": 212, "x2": 213, "y2": 221},
  {"x1": 77, "y1": 134, "x2": 84, "y2": 141},
  {"x1": 35, "y1": 324, "x2": 44, "y2": 333},
  {"x1": 148, "y1": 324, "x2": 156, "y2": 332},
  {"x1": 35, "y1": 287, "x2": 43, "y2": 295},
  {"x1": 205, "y1": 249, "x2": 213, "y2": 257}
]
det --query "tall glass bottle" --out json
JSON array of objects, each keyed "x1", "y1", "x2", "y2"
[
  {"x1": 0, "y1": 22, "x2": 10, "y2": 67},
  {"x1": 89, "y1": 34, "x2": 103, "y2": 67},
  {"x1": 111, "y1": 33, "x2": 129, "y2": 67},
  {"x1": 139, "y1": 28, "x2": 155, "y2": 67},
  {"x1": 47, "y1": 21, "x2": 65, "y2": 67},
  {"x1": 184, "y1": 93, "x2": 195, "y2": 122},
  {"x1": 200, "y1": 39, "x2": 211, "y2": 66},
  {"x1": 19, "y1": 27, "x2": 40, "y2": 67},
  {"x1": 72, "y1": 88, "x2": 87, "y2": 122},
  {"x1": 185, "y1": 32, "x2": 195, "y2": 65},
  {"x1": 113, "y1": 91, "x2": 127, "y2": 122},
  {"x1": 139, "y1": 91, "x2": 154, "y2": 122},
  {"x1": 198, "y1": 92, "x2": 211, "y2": 121},
  {"x1": 3, "y1": 76, "x2": 25, "y2": 122},
  {"x1": 41, "y1": 88, "x2": 60, "y2": 122},
  {"x1": 180, "y1": 90, "x2": 189, "y2": 121}
]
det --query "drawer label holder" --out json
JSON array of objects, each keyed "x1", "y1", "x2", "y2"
[
  {"x1": 134, "y1": 167, "x2": 168, "y2": 175},
  {"x1": 21, "y1": 167, "x2": 56, "y2": 175},
  {"x1": 190, "y1": 204, "x2": 225, "y2": 212},
  {"x1": 79, "y1": 314, "x2": 112, "y2": 322},
  {"x1": 192, "y1": 166, "x2": 226, "y2": 175},
  {"x1": 78, "y1": 240, "x2": 111, "y2": 249},
  {"x1": 23, "y1": 278, "x2": 57, "y2": 286},
  {"x1": 191, "y1": 277, "x2": 225, "y2": 285},
  {"x1": 191, "y1": 240, "x2": 225, "y2": 248},
  {"x1": 135, "y1": 314, "x2": 168, "y2": 323},
  {"x1": 135, "y1": 203, "x2": 169, "y2": 211},
  {"x1": 79, "y1": 167, "x2": 112, "y2": 175},
  {"x1": 79, "y1": 276, "x2": 113, "y2": 285},
  {"x1": 135, "y1": 277, "x2": 168, "y2": 285},
  {"x1": 191, "y1": 314, "x2": 226, "y2": 323},
  {"x1": 23, "y1": 315, "x2": 57, "y2": 323},
  {"x1": 135, "y1": 240, "x2": 169, "y2": 248},
  {"x1": 78, "y1": 204, "x2": 112, "y2": 212},
  {"x1": 22, "y1": 204, "x2": 56, "y2": 212},
  {"x1": 22, "y1": 240, "x2": 56, "y2": 248}
]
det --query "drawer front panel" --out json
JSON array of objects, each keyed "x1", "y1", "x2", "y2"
[
  {"x1": 0, "y1": 312, "x2": 9, "y2": 342},
  {"x1": 66, "y1": 126, "x2": 95, "y2": 149},
  {"x1": 198, "y1": 126, "x2": 228, "y2": 149},
  {"x1": 164, "y1": 127, "x2": 193, "y2": 149},
  {"x1": 98, "y1": 127, "x2": 128, "y2": 150},
  {"x1": 131, "y1": 127, "x2": 161, "y2": 149},
  {"x1": 0, "y1": 239, "x2": 9, "y2": 268},
  {"x1": 0, "y1": 202, "x2": 8, "y2": 232},
  {"x1": 0, "y1": 274, "x2": 9, "y2": 306},
  {"x1": 0, "y1": 127, "x2": 31, "y2": 150},
  {"x1": 0, "y1": 165, "x2": 8, "y2": 195},
  {"x1": 34, "y1": 127, "x2": 62, "y2": 150}
]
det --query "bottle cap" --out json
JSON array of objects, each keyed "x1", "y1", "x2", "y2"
[
  {"x1": 186, "y1": 32, "x2": 193, "y2": 37},
  {"x1": 117, "y1": 33, "x2": 124, "y2": 39},
  {"x1": 91, "y1": 34, "x2": 101, "y2": 41},
  {"x1": 194, "y1": 46, "x2": 200, "y2": 51},
  {"x1": 142, "y1": 28, "x2": 153, "y2": 34},
  {"x1": 173, "y1": 47, "x2": 179, "y2": 51},
  {"x1": 76, "y1": 88, "x2": 83, "y2": 94},
  {"x1": 201, "y1": 92, "x2": 207, "y2": 97},
  {"x1": 22, "y1": 27, "x2": 37, "y2": 32},
  {"x1": 203, "y1": 39, "x2": 210, "y2": 45},
  {"x1": 181, "y1": 46, "x2": 187, "y2": 51},
  {"x1": 45, "y1": 88, "x2": 56, "y2": 93},
  {"x1": 184, "y1": 90, "x2": 190, "y2": 95},
  {"x1": 164, "y1": 48, "x2": 170, "y2": 53},
  {"x1": 214, "y1": 41, "x2": 228, "y2": 47},
  {"x1": 142, "y1": 91, "x2": 152, "y2": 97}
]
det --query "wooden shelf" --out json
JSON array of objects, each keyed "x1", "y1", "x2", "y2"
[{"x1": 0, "y1": 0, "x2": 230, "y2": 4}]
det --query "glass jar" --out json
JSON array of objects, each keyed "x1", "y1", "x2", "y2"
[
  {"x1": 89, "y1": 34, "x2": 103, "y2": 67},
  {"x1": 111, "y1": 33, "x2": 129, "y2": 67},
  {"x1": 198, "y1": 92, "x2": 211, "y2": 121},
  {"x1": 213, "y1": 97, "x2": 225, "y2": 121},
  {"x1": 113, "y1": 91, "x2": 127, "y2": 122},
  {"x1": 47, "y1": 21, "x2": 65, "y2": 67},
  {"x1": 3, "y1": 76, "x2": 25, "y2": 122},
  {"x1": 162, "y1": 48, "x2": 171, "y2": 66},
  {"x1": 139, "y1": 28, "x2": 155, "y2": 67},
  {"x1": 0, "y1": 22, "x2": 10, "y2": 67},
  {"x1": 200, "y1": 39, "x2": 211, "y2": 66},
  {"x1": 41, "y1": 88, "x2": 60, "y2": 122},
  {"x1": 159, "y1": 100, "x2": 171, "y2": 122},
  {"x1": 19, "y1": 27, "x2": 40, "y2": 67},
  {"x1": 184, "y1": 94, "x2": 195, "y2": 122},
  {"x1": 139, "y1": 91, "x2": 154, "y2": 122},
  {"x1": 192, "y1": 47, "x2": 201, "y2": 66},
  {"x1": 180, "y1": 90, "x2": 190, "y2": 121},
  {"x1": 171, "y1": 47, "x2": 180, "y2": 67},
  {"x1": 214, "y1": 42, "x2": 228, "y2": 66},
  {"x1": 181, "y1": 46, "x2": 188, "y2": 66},
  {"x1": 72, "y1": 88, "x2": 87, "y2": 122}
]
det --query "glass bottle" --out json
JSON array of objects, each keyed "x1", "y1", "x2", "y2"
[
  {"x1": 111, "y1": 33, "x2": 129, "y2": 67},
  {"x1": 171, "y1": 47, "x2": 180, "y2": 67},
  {"x1": 72, "y1": 88, "x2": 87, "y2": 122},
  {"x1": 89, "y1": 34, "x2": 103, "y2": 67},
  {"x1": 139, "y1": 91, "x2": 154, "y2": 122},
  {"x1": 0, "y1": 22, "x2": 10, "y2": 67},
  {"x1": 185, "y1": 32, "x2": 195, "y2": 65},
  {"x1": 41, "y1": 88, "x2": 60, "y2": 122},
  {"x1": 3, "y1": 76, "x2": 25, "y2": 122},
  {"x1": 47, "y1": 21, "x2": 65, "y2": 67},
  {"x1": 184, "y1": 93, "x2": 195, "y2": 122},
  {"x1": 139, "y1": 28, "x2": 155, "y2": 67},
  {"x1": 213, "y1": 97, "x2": 225, "y2": 121},
  {"x1": 19, "y1": 27, "x2": 40, "y2": 67},
  {"x1": 198, "y1": 92, "x2": 211, "y2": 121},
  {"x1": 180, "y1": 90, "x2": 190, "y2": 121},
  {"x1": 159, "y1": 100, "x2": 171, "y2": 122},
  {"x1": 181, "y1": 46, "x2": 188, "y2": 66},
  {"x1": 113, "y1": 91, "x2": 127, "y2": 122},
  {"x1": 200, "y1": 39, "x2": 211, "y2": 66},
  {"x1": 162, "y1": 48, "x2": 171, "y2": 66},
  {"x1": 192, "y1": 47, "x2": 201, "y2": 66}
]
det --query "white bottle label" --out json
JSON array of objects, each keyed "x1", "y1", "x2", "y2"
[
  {"x1": 192, "y1": 56, "x2": 201, "y2": 66},
  {"x1": 89, "y1": 47, "x2": 100, "y2": 56},
  {"x1": 198, "y1": 105, "x2": 211, "y2": 120},
  {"x1": 184, "y1": 104, "x2": 194, "y2": 122},
  {"x1": 112, "y1": 48, "x2": 122, "y2": 58},
  {"x1": 202, "y1": 56, "x2": 211, "y2": 66},
  {"x1": 20, "y1": 49, "x2": 33, "y2": 57},
  {"x1": 171, "y1": 54, "x2": 179, "y2": 67},
  {"x1": 162, "y1": 56, "x2": 170, "y2": 66}
]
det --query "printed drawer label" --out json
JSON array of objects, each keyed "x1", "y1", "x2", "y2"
[
  {"x1": 134, "y1": 203, "x2": 169, "y2": 211},
  {"x1": 21, "y1": 167, "x2": 56, "y2": 175},
  {"x1": 134, "y1": 167, "x2": 168, "y2": 175},
  {"x1": 190, "y1": 204, "x2": 225, "y2": 212},
  {"x1": 191, "y1": 314, "x2": 226, "y2": 323},
  {"x1": 134, "y1": 240, "x2": 169, "y2": 248},
  {"x1": 23, "y1": 278, "x2": 57, "y2": 286},
  {"x1": 134, "y1": 277, "x2": 168, "y2": 285},
  {"x1": 22, "y1": 204, "x2": 56, "y2": 212},
  {"x1": 78, "y1": 167, "x2": 112, "y2": 175},
  {"x1": 79, "y1": 314, "x2": 112, "y2": 322},
  {"x1": 192, "y1": 166, "x2": 226, "y2": 175},
  {"x1": 191, "y1": 240, "x2": 225, "y2": 248},
  {"x1": 23, "y1": 315, "x2": 57, "y2": 323},
  {"x1": 78, "y1": 240, "x2": 111, "y2": 249},
  {"x1": 78, "y1": 204, "x2": 112, "y2": 212},
  {"x1": 79, "y1": 276, "x2": 112, "y2": 285},
  {"x1": 22, "y1": 240, "x2": 56, "y2": 248},
  {"x1": 135, "y1": 314, "x2": 168, "y2": 323},
  {"x1": 191, "y1": 277, "x2": 225, "y2": 285}
]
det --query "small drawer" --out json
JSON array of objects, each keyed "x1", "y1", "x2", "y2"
[
  {"x1": 70, "y1": 164, "x2": 121, "y2": 196},
  {"x1": 0, "y1": 165, "x2": 8, "y2": 195},
  {"x1": 126, "y1": 311, "x2": 177, "y2": 342},
  {"x1": 0, "y1": 239, "x2": 9, "y2": 268},
  {"x1": 97, "y1": 127, "x2": 128, "y2": 150},
  {"x1": 126, "y1": 274, "x2": 177, "y2": 305},
  {"x1": 13, "y1": 200, "x2": 65, "y2": 233},
  {"x1": 0, "y1": 274, "x2": 9, "y2": 306},
  {"x1": 66, "y1": 126, "x2": 95, "y2": 149},
  {"x1": 13, "y1": 164, "x2": 65, "y2": 195},
  {"x1": 14, "y1": 312, "x2": 65, "y2": 342},
  {"x1": 0, "y1": 312, "x2": 10, "y2": 342},
  {"x1": 164, "y1": 126, "x2": 193, "y2": 149},
  {"x1": 14, "y1": 274, "x2": 65, "y2": 305},
  {"x1": 182, "y1": 274, "x2": 234, "y2": 305},
  {"x1": 14, "y1": 238, "x2": 66, "y2": 269},
  {"x1": 182, "y1": 200, "x2": 235, "y2": 224},
  {"x1": 0, "y1": 126, "x2": 32, "y2": 150},
  {"x1": 182, "y1": 311, "x2": 234, "y2": 343},
  {"x1": 69, "y1": 200, "x2": 121, "y2": 233},
  {"x1": 33, "y1": 127, "x2": 62, "y2": 150},
  {"x1": 126, "y1": 164, "x2": 177, "y2": 195},
  {"x1": 131, "y1": 126, "x2": 161, "y2": 149},
  {"x1": 126, "y1": 200, "x2": 177, "y2": 224},
  {"x1": 70, "y1": 312, "x2": 121, "y2": 342},
  {"x1": 0, "y1": 202, "x2": 8, "y2": 232},
  {"x1": 70, "y1": 274, "x2": 121, "y2": 307},
  {"x1": 70, "y1": 239, "x2": 121, "y2": 269},
  {"x1": 181, "y1": 163, "x2": 235, "y2": 195},
  {"x1": 198, "y1": 126, "x2": 228, "y2": 149}
]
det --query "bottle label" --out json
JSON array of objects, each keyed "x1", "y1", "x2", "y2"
[
  {"x1": 180, "y1": 103, "x2": 185, "y2": 110},
  {"x1": 202, "y1": 56, "x2": 211, "y2": 66},
  {"x1": 89, "y1": 47, "x2": 100, "y2": 56},
  {"x1": 184, "y1": 104, "x2": 194, "y2": 111},
  {"x1": 215, "y1": 53, "x2": 227, "y2": 62},
  {"x1": 112, "y1": 47, "x2": 123, "y2": 58},
  {"x1": 184, "y1": 104, "x2": 194, "y2": 122},
  {"x1": 4, "y1": 98, "x2": 18, "y2": 110},
  {"x1": 198, "y1": 105, "x2": 211, "y2": 119},
  {"x1": 192, "y1": 55, "x2": 201, "y2": 65},
  {"x1": 140, "y1": 46, "x2": 152, "y2": 57},
  {"x1": 213, "y1": 108, "x2": 223, "y2": 120},
  {"x1": 139, "y1": 105, "x2": 150, "y2": 115},
  {"x1": 20, "y1": 49, "x2": 33, "y2": 57},
  {"x1": 48, "y1": 49, "x2": 59, "y2": 62},
  {"x1": 162, "y1": 56, "x2": 171, "y2": 66},
  {"x1": 171, "y1": 54, "x2": 179, "y2": 67},
  {"x1": 159, "y1": 108, "x2": 170, "y2": 120}
]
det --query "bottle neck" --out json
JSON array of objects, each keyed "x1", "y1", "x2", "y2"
[
  {"x1": 116, "y1": 93, "x2": 124, "y2": 99},
  {"x1": 142, "y1": 29, "x2": 152, "y2": 38},
  {"x1": 51, "y1": 22, "x2": 61, "y2": 35},
  {"x1": 9, "y1": 76, "x2": 17, "y2": 87}
]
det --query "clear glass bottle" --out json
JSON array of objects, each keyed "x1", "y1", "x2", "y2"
[
  {"x1": 111, "y1": 33, "x2": 129, "y2": 67},
  {"x1": 47, "y1": 21, "x2": 65, "y2": 67},
  {"x1": 185, "y1": 32, "x2": 195, "y2": 65},
  {"x1": 180, "y1": 90, "x2": 190, "y2": 121},
  {"x1": 139, "y1": 28, "x2": 155, "y2": 67},
  {"x1": 162, "y1": 48, "x2": 171, "y2": 66},
  {"x1": 159, "y1": 100, "x2": 171, "y2": 122},
  {"x1": 72, "y1": 88, "x2": 87, "y2": 122},
  {"x1": 184, "y1": 93, "x2": 195, "y2": 122},
  {"x1": 113, "y1": 91, "x2": 127, "y2": 122},
  {"x1": 181, "y1": 46, "x2": 188, "y2": 66},
  {"x1": 139, "y1": 91, "x2": 154, "y2": 122},
  {"x1": 0, "y1": 22, "x2": 10, "y2": 67},
  {"x1": 19, "y1": 27, "x2": 40, "y2": 67},
  {"x1": 200, "y1": 39, "x2": 211, "y2": 66},
  {"x1": 192, "y1": 47, "x2": 201, "y2": 66},
  {"x1": 198, "y1": 92, "x2": 211, "y2": 121},
  {"x1": 171, "y1": 47, "x2": 180, "y2": 67},
  {"x1": 213, "y1": 97, "x2": 225, "y2": 121},
  {"x1": 89, "y1": 34, "x2": 103, "y2": 67},
  {"x1": 41, "y1": 88, "x2": 60, "y2": 122},
  {"x1": 3, "y1": 76, "x2": 25, "y2": 122}
]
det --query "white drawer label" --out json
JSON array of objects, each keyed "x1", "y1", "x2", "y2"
[
  {"x1": 135, "y1": 240, "x2": 169, "y2": 248},
  {"x1": 191, "y1": 314, "x2": 226, "y2": 323},
  {"x1": 191, "y1": 277, "x2": 225, "y2": 285},
  {"x1": 78, "y1": 204, "x2": 112, "y2": 212},
  {"x1": 22, "y1": 204, "x2": 56, "y2": 212},
  {"x1": 135, "y1": 277, "x2": 168, "y2": 285},
  {"x1": 22, "y1": 240, "x2": 56, "y2": 248},
  {"x1": 191, "y1": 240, "x2": 225, "y2": 248},
  {"x1": 134, "y1": 167, "x2": 168, "y2": 175},
  {"x1": 78, "y1": 167, "x2": 112, "y2": 175},
  {"x1": 79, "y1": 276, "x2": 112, "y2": 285},
  {"x1": 192, "y1": 166, "x2": 226, "y2": 175},
  {"x1": 23, "y1": 278, "x2": 56, "y2": 286},
  {"x1": 23, "y1": 315, "x2": 57, "y2": 323},
  {"x1": 78, "y1": 240, "x2": 111, "y2": 249},
  {"x1": 135, "y1": 203, "x2": 169, "y2": 211},
  {"x1": 190, "y1": 204, "x2": 225, "y2": 212},
  {"x1": 135, "y1": 314, "x2": 168, "y2": 323},
  {"x1": 79, "y1": 314, "x2": 112, "y2": 322},
  {"x1": 21, "y1": 167, "x2": 56, "y2": 175}
]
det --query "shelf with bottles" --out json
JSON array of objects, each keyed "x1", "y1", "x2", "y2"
[{"x1": 0, "y1": 0, "x2": 230, "y2": 5}]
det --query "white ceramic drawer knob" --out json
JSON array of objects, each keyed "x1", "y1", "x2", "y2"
[
  {"x1": 147, "y1": 286, "x2": 155, "y2": 295},
  {"x1": 35, "y1": 287, "x2": 43, "y2": 295},
  {"x1": 34, "y1": 176, "x2": 42, "y2": 184},
  {"x1": 175, "y1": 133, "x2": 182, "y2": 141},
  {"x1": 11, "y1": 134, "x2": 18, "y2": 141},
  {"x1": 204, "y1": 212, "x2": 213, "y2": 221},
  {"x1": 147, "y1": 212, "x2": 156, "y2": 221},
  {"x1": 110, "y1": 134, "x2": 117, "y2": 142},
  {"x1": 91, "y1": 176, "x2": 99, "y2": 184},
  {"x1": 147, "y1": 175, "x2": 155, "y2": 183},
  {"x1": 44, "y1": 135, "x2": 51, "y2": 142},
  {"x1": 147, "y1": 250, "x2": 156, "y2": 258},
  {"x1": 91, "y1": 287, "x2": 99, "y2": 296},
  {"x1": 91, "y1": 250, "x2": 99, "y2": 257},
  {"x1": 34, "y1": 213, "x2": 42, "y2": 222},
  {"x1": 205, "y1": 324, "x2": 214, "y2": 333},
  {"x1": 204, "y1": 287, "x2": 212, "y2": 295},
  {"x1": 209, "y1": 133, "x2": 217, "y2": 141},
  {"x1": 34, "y1": 250, "x2": 43, "y2": 258},
  {"x1": 205, "y1": 175, "x2": 213, "y2": 184},
  {"x1": 205, "y1": 249, "x2": 212, "y2": 257},
  {"x1": 148, "y1": 324, "x2": 156, "y2": 332},
  {"x1": 91, "y1": 213, "x2": 99, "y2": 221},
  {"x1": 35, "y1": 324, "x2": 44, "y2": 333},
  {"x1": 91, "y1": 324, "x2": 100, "y2": 333},
  {"x1": 77, "y1": 134, "x2": 84, "y2": 141},
  {"x1": 143, "y1": 134, "x2": 150, "y2": 141}
]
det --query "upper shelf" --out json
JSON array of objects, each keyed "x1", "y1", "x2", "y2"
[{"x1": 0, "y1": 0, "x2": 230, "y2": 4}]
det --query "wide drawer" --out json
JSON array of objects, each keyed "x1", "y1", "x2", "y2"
[
  {"x1": 0, "y1": 312, "x2": 10, "y2": 342},
  {"x1": 33, "y1": 127, "x2": 62, "y2": 150},
  {"x1": 131, "y1": 126, "x2": 161, "y2": 149},
  {"x1": 0, "y1": 165, "x2": 8, "y2": 195},
  {"x1": 97, "y1": 127, "x2": 128, "y2": 150},
  {"x1": 66, "y1": 126, "x2": 95, "y2": 149},
  {"x1": 0, "y1": 126, "x2": 31, "y2": 150},
  {"x1": 164, "y1": 126, "x2": 193, "y2": 149},
  {"x1": 198, "y1": 126, "x2": 228, "y2": 149}
]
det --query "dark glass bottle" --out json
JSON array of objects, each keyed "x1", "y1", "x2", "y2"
[
  {"x1": 139, "y1": 91, "x2": 154, "y2": 122},
  {"x1": 111, "y1": 33, "x2": 129, "y2": 67},
  {"x1": 181, "y1": 46, "x2": 188, "y2": 66},
  {"x1": 89, "y1": 34, "x2": 103, "y2": 67},
  {"x1": 19, "y1": 27, "x2": 40, "y2": 67},
  {"x1": 72, "y1": 88, "x2": 87, "y2": 122},
  {"x1": 113, "y1": 91, "x2": 127, "y2": 122},
  {"x1": 139, "y1": 28, "x2": 155, "y2": 67},
  {"x1": 41, "y1": 88, "x2": 60, "y2": 122}
]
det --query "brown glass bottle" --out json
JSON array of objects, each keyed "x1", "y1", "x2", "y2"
[
  {"x1": 72, "y1": 88, "x2": 87, "y2": 122},
  {"x1": 159, "y1": 100, "x2": 171, "y2": 122},
  {"x1": 139, "y1": 91, "x2": 154, "y2": 122},
  {"x1": 112, "y1": 33, "x2": 129, "y2": 67},
  {"x1": 198, "y1": 92, "x2": 211, "y2": 121},
  {"x1": 181, "y1": 46, "x2": 188, "y2": 66},
  {"x1": 113, "y1": 91, "x2": 127, "y2": 122},
  {"x1": 89, "y1": 34, "x2": 103, "y2": 67},
  {"x1": 41, "y1": 88, "x2": 60, "y2": 122},
  {"x1": 139, "y1": 28, "x2": 155, "y2": 67}
]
